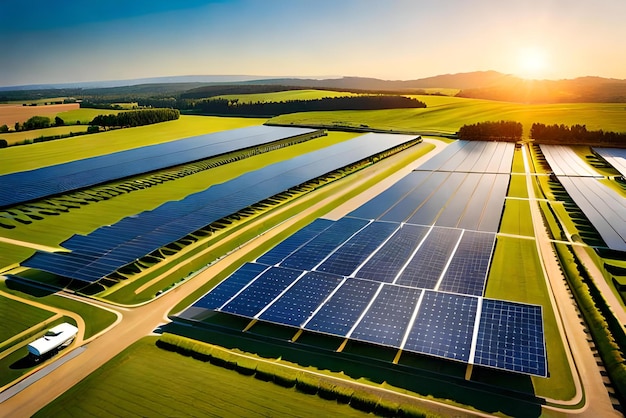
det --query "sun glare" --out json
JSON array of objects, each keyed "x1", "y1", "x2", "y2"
[{"x1": 517, "y1": 47, "x2": 549, "y2": 79}]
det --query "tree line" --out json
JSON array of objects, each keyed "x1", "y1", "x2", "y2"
[
  {"x1": 190, "y1": 95, "x2": 426, "y2": 116},
  {"x1": 90, "y1": 108, "x2": 180, "y2": 128},
  {"x1": 530, "y1": 123, "x2": 626, "y2": 146},
  {"x1": 457, "y1": 120, "x2": 523, "y2": 142}
]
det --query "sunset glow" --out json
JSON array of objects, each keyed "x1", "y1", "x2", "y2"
[{"x1": 516, "y1": 47, "x2": 550, "y2": 79}]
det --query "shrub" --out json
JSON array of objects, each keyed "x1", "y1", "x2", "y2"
[{"x1": 350, "y1": 389, "x2": 379, "y2": 413}]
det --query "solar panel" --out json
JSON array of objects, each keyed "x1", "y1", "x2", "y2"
[
  {"x1": 316, "y1": 221, "x2": 399, "y2": 277},
  {"x1": 594, "y1": 147, "x2": 626, "y2": 178},
  {"x1": 258, "y1": 270, "x2": 343, "y2": 327},
  {"x1": 540, "y1": 145, "x2": 602, "y2": 177},
  {"x1": 355, "y1": 224, "x2": 430, "y2": 283},
  {"x1": 304, "y1": 278, "x2": 381, "y2": 336},
  {"x1": 350, "y1": 284, "x2": 422, "y2": 348},
  {"x1": 190, "y1": 263, "x2": 269, "y2": 310},
  {"x1": 0, "y1": 126, "x2": 319, "y2": 208},
  {"x1": 395, "y1": 227, "x2": 462, "y2": 289},
  {"x1": 403, "y1": 290, "x2": 478, "y2": 362},
  {"x1": 279, "y1": 217, "x2": 370, "y2": 271},
  {"x1": 473, "y1": 299, "x2": 547, "y2": 377},
  {"x1": 437, "y1": 231, "x2": 495, "y2": 296},
  {"x1": 23, "y1": 133, "x2": 418, "y2": 283},
  {"x1": 380, "y1": 172, "x2": 449, "y2": 223},
  {"x1": 256, "y1": 219, "x2": 334, "y2": 266},
  {"x1": 407, "y1": 173, "x2": 465, "y2": 225},
  {"x1": 220, "y1": 267, "x2": 303, "y2": 318}
]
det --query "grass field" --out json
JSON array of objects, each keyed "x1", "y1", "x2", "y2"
[
  {"x1": 1, "y1": 125, "x2": 90, "y2": 146},
  {"x1": 0, "y1": 115, "x2": 266, "y2": 175},
  {"x1": 55, "y1": 108, "x2": 120, "y2": 124},
  {"x1": 0, "y1": 295, "x2": 55, "y2": 343},
  {"x1": 215, "y1": 89, "x2": 359, "y2": 103},
  {"x1": 35, "y1": 337, "x2": 371, "y2": 418},
  {"x1": 269, "y1": 96, "x2": 626, "y2": 137},
  {"x1": 499, "y1": 199, "x2": 535, "y2": 237}
]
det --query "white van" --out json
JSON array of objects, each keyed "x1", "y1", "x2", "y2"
[{"x1": 27, "y1": 323, "x2": 78, "y2": 358}]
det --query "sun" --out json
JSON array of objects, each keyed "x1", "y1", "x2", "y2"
[{"x1": 516, "y1": 46, "x2": 549, "y2": 79}]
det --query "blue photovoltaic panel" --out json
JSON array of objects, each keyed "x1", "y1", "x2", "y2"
[
  {"x1": 347, "y1": 171, "x2": 431, "y2": 220},
  {"x1": 23, "y1": 133, "x2": 417, "y2": 283},
  {"x1": 355, "y1": 224, "x2": 430, "y2": 283},
  {"x1": 438, "y1": 231, "x2": 495, "y2": 297},
  {"x1": 220, "y1": 267, "x2": 302, "y2": 318},
  {"x1": 416, "y1": 141, "x2": 515, "y2": 174},
  {"x1": 407, "y1": 173, "x2": 465, "y2": 226},
  {"x1": 433, "y1": 173, "x2": 482, "y2": 228},
  {"x1": 316, "y1": 221, "x2": 399, "y2": 277},
  {"x1": 476, "y1": 174, "x2": 510, "y2": 232},
  {"x1": 474, "y1": 299, "x2": 547, "y2": 377},
  {"x1": 190, "y1": 263, "x2": 269, "y2": 311},
  {"x1": 395, "y1": 227, "x2": 462, "y2": 289},
  {"x1": 304, "y1": 278, "x2": 380, "y2": 336},
  {"x1": 256, "y1": 218, "x2": 334, "y2": 265},
  {"x1": 415, "y1": 141, "x2": 469, "y2": 172},
  {"x1": 455, "y1": 173, "x2": 498, "y2": 231},
  {"x1": 350, "y1": 284, "x2": 422, "y2": 348},
  {"x1": 279, "y1": 217, "x2": 370, "y2": 271},
  {"x1": 259, "y1": 270, "x2": 343, "y2": 327},
  {"x1": 404, "y1": 290, "x2": 478, "y2": 362},
  {"x1": 380, "y1": 172, "x2": 449, "y2": 223},
  {"x1": 0, "y1": 126, "x2": 317, "y2": 208}
]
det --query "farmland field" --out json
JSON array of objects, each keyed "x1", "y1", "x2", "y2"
[
  {"x1": 0, "y1": 103, "x2": 79, "y2": 126},
  {"x1": 35, "y1": 337, "x2": 371, "y2": 418},
  {"x1": 55, "y1": 108, "x2": 120, "y2": 124},
  {"x1": 215, "y1": 89, "x2": 359, "y2": 103},
  {"x1": 269, "y1": 96, "x2": 626, "y2": 137},
  {"x1": 0, "y1": 295, "x2": 55, "y2": 344},
  {"x1": 1, "y1": 125, "x2": 89, "y2": 146}
]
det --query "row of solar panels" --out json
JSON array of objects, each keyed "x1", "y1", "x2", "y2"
[
  {"x1": 348, "y1": 171, "x2": 510, "y2": 233},
  {"x1": 0, "y1": 125, "x2": 318, "y2": 208},
  {"x1": 416, "y1": 140, "x2": 514, "y2": 174},
  {"x1": 540, "y1": 144, "x2": 626, "y2": 251},
  {"x1": 23, "y1": 133, "x2": 420, "y2": 283},
  {"x1": 257, "y1": 218, "x2": 494, "y2": 297},
  {"x1": 540, "y1": 144, "x2": 604, "y2": 177},
  {"x1": 594, "y1": 147, "x2": 626, "y2": 178},
  {"x1": 181, "y1": 261, "x2": 546, "y2": 377}
]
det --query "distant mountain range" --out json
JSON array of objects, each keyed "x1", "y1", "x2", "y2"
[{"x1": 2, "y1": 71, "x2": 626, "y2": 103}]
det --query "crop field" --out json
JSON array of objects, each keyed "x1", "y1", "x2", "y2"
[
  {"x1": 35, "y1": 337, "x2": 370, "y2": 418},
  {"x1": 55, "y1": 108, "x2": 120, "y2": 124},
  {"x1": 269, "y1": 96, "x2": 626, "y2": 137},
  {"x1": 0, "y1": 103, "x2": 79, "y2": 126},
  {"x1": 215, "y1": 89, "x2": 359, "y2": 103},
  {"x1": 1, "y1": 125, "x2": 90, "y2": 146},
  {"x1": 0, "y1": 295, "x2": 55, "y2": 344}
]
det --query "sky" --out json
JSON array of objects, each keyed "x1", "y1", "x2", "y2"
[{"x1": 1, "y1": 0, "x2": 625, "y2": 87}]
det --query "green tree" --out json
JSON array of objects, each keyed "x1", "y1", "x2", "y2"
[
  {"x1": 0, "y1": 124, "x2": 8, "y2": 133},
  {"x1": 0, "y1": 139, "x2": 7, "y2": 148},
  {"x1": 54, "y1": 116, "x2": 65, "y2": 126},
  {"x1": 23, "y1": 116, "x2": 51, "y2": 130},
  {"x1": 14, "y1": 122, "x2": 20, "y2": 131}
]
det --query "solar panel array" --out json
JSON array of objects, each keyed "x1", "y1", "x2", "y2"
[
  {"x1": 593, "y1": 147, "x2": 626, "y2": 179},
  {"x1": 0, "y1": 126, "x2": 318, "y2": 208},
  {"x1": 540, "y1": 145, "x2": 626, "y2": 252},
  {"x1": 348, "y1": 171, "x2": 509, "y2": 233},
  {"x1": 23, "y1": 132, "x2": 420, "y2": 283},
  {"x1": 540, "y1": 144, "x2": 603, "y2": 177},
  {"x1": 181, "y1": 260, "x2": 546, "y2": 377},
  {"x1": 179, "y1": 140, "x2": 547, "y2": 376}
]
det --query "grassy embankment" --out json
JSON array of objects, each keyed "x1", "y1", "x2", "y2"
[{"x1": 268, "y1": 95, "x2": 626, "y2": 138}]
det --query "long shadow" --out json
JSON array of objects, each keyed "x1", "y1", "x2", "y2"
[
  {"x1": 4, "y1": 275, "x2": 56, "y2": 297},
  {"x1": 162, "y1": 319, "x2": 544, "y2": 417}
]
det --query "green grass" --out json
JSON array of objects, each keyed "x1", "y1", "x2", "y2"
[
  {"x1": 269, "y1": 96, "x2": 626, "y2": 137},
  {"x1": 35, "y1": 337, "x2": 371, "y2": 418},
  {"x1": 0, "y1": 295, "x2": 55, "y2": 343},
  {"x1": 1, "y1": 126, "x2": 90, "y2": 146},
  {"x1": 507, "y1": 174, "x2": 529, "y2": 198},
  {"x1": 0, "y1": 242, "x2": 34, "y2": 269},
  {"x1": 0, "y1": 115, "x2": 266, "y2": 175},
  {"x1": 215, "y1": 89, "x2": 359, "y2": 103},
  {"x1": 0, "y1": 278, "x2": 117, "y2": 340},
  {"x1": 55, "y1": 108, "x2": 120, "y2": 124},
  {"x1": 499, "y1": 199, "x2": 534, "y2": 237},
  {"x1": 485, "y1": 236, "x2": 575, "y2": 401}
]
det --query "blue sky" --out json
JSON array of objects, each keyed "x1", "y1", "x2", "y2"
[{"x1": 1, "y1": 0, "x2": 625, "y2": 87}]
